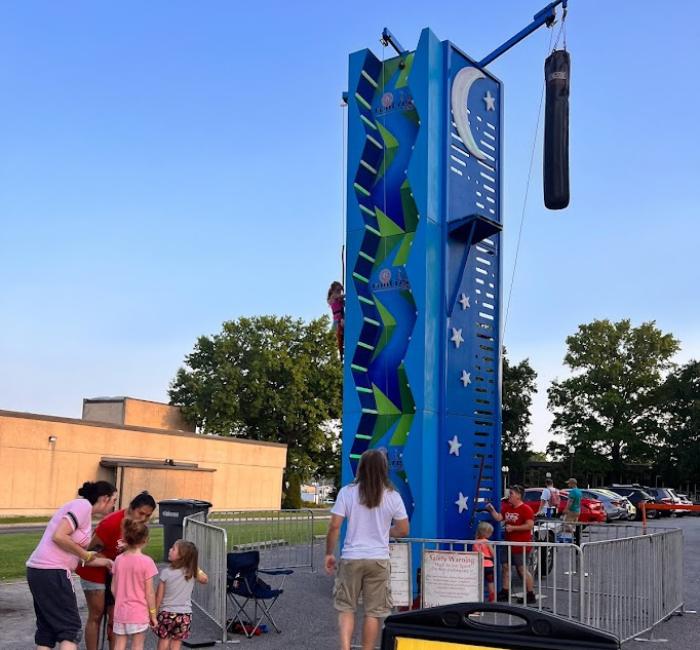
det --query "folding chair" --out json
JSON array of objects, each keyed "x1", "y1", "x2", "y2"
[{"x1": 226, "y1": 551, "x2": 292, "y2": 638}]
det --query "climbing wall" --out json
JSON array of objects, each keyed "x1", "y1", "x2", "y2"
[{"x1": 343, "y1": 28, "x2": 503, "y2": 541}]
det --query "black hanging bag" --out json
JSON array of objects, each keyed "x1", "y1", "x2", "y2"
[{"x1": 543, "y1": 49, "x2": 570, "y2": 209}]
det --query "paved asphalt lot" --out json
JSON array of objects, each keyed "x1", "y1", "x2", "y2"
[{"x1": 1, "y1": 517, "x2": 699, "y2": 649}]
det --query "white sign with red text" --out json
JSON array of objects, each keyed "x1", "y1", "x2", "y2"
[{"x1": 422, "y1": 549, "x2": 482, "y2": 608}]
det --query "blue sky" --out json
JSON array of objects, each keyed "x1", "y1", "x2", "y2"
[{"x1": 2, "y1": 1, "x2": 698, "y2": 451}]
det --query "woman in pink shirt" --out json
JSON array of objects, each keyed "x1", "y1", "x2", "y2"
[
  {"x1": 111, "y1": 518, "x2": 159, "y2": 650},
  {"x1": 26, "y1": 480, "x2": 117, "y2": 650}
]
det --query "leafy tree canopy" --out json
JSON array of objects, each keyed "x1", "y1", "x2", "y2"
[
  {"x1": 652, "y1": 359, "x2": 700, "y2": 484},
  {"x1": 547, "y1": 319, "x2": 679, "y2": 479},
  {"x1": 169, "y1": 315, "x2": 343, "y2": 486},
  {"x1": 502, "y1": 351, "x2": 538, "y2": 482}
]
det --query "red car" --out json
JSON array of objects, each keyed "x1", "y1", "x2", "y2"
[{"x1": 523, "y1": 488, "x2": 606, "y2": 523}]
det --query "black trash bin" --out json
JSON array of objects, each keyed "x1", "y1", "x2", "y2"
[{"x1": 158, "y1": 499, "x2": 212, "y2": 561}]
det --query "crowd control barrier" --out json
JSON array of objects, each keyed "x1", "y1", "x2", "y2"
[
  {"x1": 581, "y1": 529, "x2": 684, "y2": 642},
  {"x1": 210, "y1": 508, "x2": 318, "y2": 570},
  {"x1": 381, "y1": 603, "x2": 620, "y2": 649},
  {"x1": 392, "y1": 525, "x2": 683, "y2": 643},
  {"x1": 392, "y1": 537, "x2": 584, "y2": 622},
  {"x1": 183, "y1": 512, "x2": 228, "y2": 643}
]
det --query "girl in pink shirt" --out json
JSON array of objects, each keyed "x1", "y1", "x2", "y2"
[{"x1": 111, "y1": 518, "x2": 158, "y2": 650}]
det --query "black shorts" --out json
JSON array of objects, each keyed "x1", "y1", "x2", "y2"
[{"x1": 27, "y1": 567, "x2": 82, "y2": 647}]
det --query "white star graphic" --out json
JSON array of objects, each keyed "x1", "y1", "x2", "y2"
[
  {"x1": 459, "y1": 293, "x2": 470, "y2": 310},
  {"x1": 461, "y1": 370, "x2": 471, "y2": 387},
  {"x1": 450, "y1": 328, "x2": 464, "y2": 348},
  {"x1": 448, "y1": 435, "x2": 462, "y2": 456},
  {"x1": 483, "y1": 90, "x2": 496, "y2": 111},
  {"x1": 455, "y1": 492, "x2": 469, "y2": 514}
]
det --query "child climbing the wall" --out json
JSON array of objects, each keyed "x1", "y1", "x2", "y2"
[
  {"x1": 327, "y1": 281, "x2": 345, "y2": 360},
  {"x1": 472, "y1": 521, "x2": 496, "y2": 602}
]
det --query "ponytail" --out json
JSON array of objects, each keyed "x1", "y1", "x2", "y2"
[{"x1": 78, "y1": 480, "x2": 116, "y2": 505}]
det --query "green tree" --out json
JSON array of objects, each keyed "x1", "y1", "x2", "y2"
[
  {"x1": 169, "y1": 315, "x2": 343, "y2": 506},
  {"x1": 653, "y1": 360, "x2": 700, "y2": 486},
  {"x1": 547, "y1": 319, "x2": 679, "y2": 481},
  {"x1": 502, "y1": 352, "x2": 538, "y2": 482}
]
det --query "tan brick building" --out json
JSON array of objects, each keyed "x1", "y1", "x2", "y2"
[{"x1": 0, "y1": 397, "x2": 287, "y2": 516}]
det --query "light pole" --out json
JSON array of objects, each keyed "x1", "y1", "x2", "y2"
[
  {"x1": 501, "y1": 465, "x2": 509, "y2": 496},
  {"x1": 568, "y1": 445, "x2": 575, "y2": 478}
]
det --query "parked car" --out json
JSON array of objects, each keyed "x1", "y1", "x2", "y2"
[
  {"x1": 642, "y1": 487, "x2": 678, "y2": 517},
  {"x1": 523, "y1": 488, "x2": 606, "y2": 523},
  {"x1": 583, "y1": 489, "x2": 628, "y2": 522},
  {"x1": 622, "y1": 496, "x2": 637, "y2": 520},
  {"x1": 666, "y1": 489, "x2": 687, "y2": 516},
  {"x1": 675, "y1": 493, "x2": 696, "y2": 516},
  {"x1": 606, "y1": 486, "x2": 657, "y2": 520}
]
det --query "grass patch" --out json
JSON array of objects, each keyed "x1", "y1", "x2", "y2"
[
  {"x1": 0, "y1": 529, "x2": 166, "y2": 582},
  {"x1": 222, "y1": 519, "x2": 328, "y2": 547},
  {"x1": 0, "y1": 518, "x2": 328, "y2": 581},
  {"x1": 0, "y1": 516, "x2": 51, "y2": 524}
]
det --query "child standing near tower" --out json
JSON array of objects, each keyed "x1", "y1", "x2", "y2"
[{"x1": 472, "y1": 521, "x2": 496, "y2": 602}]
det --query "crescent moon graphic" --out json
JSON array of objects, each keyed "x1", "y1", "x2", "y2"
[{"x1": 451, "y1": 66, "x2": 488, "y2": 161}]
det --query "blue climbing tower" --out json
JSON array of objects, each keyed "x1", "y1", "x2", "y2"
[{"x1": 342, "y1": 28, "x2": 503, "y2": 541}]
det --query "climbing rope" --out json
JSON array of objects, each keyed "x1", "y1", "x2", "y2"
[
  {"x1": 340, "y1": 99, "x2": 347, "y2": 287},
  {"x1": 502, "y1": 17, "x2": 558, "y2": 343}
]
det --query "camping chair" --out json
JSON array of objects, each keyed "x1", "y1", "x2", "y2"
[{"x1": 226, "y1": 551, "x2": 293, "y2": 638}]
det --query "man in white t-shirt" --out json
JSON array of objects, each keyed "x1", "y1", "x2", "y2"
[
  {"x1": 325, "y1": 449, "x2": 409, "y2": 650},
  {"x1": 538, "y1": 478, "x2": 560, "y2": 518}
]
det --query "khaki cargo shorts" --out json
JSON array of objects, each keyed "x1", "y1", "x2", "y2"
[{"x1": 333, "y1": 559, "x2": 392, "y2": 618}]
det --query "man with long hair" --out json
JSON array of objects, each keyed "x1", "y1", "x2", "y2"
[{"x1": 325, "y1": 449, "x2": 409, "y2": 650}]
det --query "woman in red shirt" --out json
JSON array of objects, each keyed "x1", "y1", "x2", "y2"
[{"x1": 76, "y1": 491, "x2": 156, "y2": 650}]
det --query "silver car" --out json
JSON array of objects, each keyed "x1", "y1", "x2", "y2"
[{"x1": 584, "y1": 489, "x2": 628, "y2": 522}]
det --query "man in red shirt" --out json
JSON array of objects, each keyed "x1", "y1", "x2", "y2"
[{"x1": 486, "y1": 484, "x2": 536, "y2": 604}]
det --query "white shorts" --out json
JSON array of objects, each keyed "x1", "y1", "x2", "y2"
[{"x1": 113, "y1": 622, "x2": 149, "y2": 635}]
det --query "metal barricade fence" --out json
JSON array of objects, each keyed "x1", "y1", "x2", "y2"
[
  {"x1": 581, "y1": 529, "x2": 684, "y2": 643},
  {"x1": 395, "y1": 537, "x2": 584, "y2": 623},
  {"x1": 553, "y1": 520, "x2": 677, "y2": 545},
  {"x1": 183, "y1": 512, "x2": 228, "y2": 643},
  {"x1": 209, "y1": 509, "x2": 318, "y2": 570}
]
